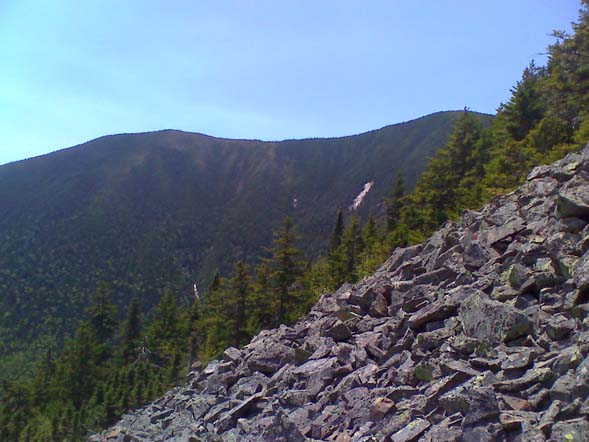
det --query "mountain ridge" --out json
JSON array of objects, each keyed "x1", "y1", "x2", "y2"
[{"x1": 2, "y1": 111, "x2": 490, "y2": 167}]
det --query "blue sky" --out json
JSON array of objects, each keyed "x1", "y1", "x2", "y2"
[{"x1": 0, "y1": 0, "x2": 580, "y2": 165}]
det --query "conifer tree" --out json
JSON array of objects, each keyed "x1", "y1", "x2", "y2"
[
  {"x1": 187, "y1": 297, "x2": 202, "y2": 364},
  {"x1": 499, "y1": 62, "x2": 546, "y2": 141},
  {"x1": 120, "y1": 297, "x2": 142, "y2": 363},
  {"x1": 340, "y1": 215, "x2": 363, "y2": 284},
  {"x1": 361, "y1": 213, "x2": 377, "y2": 250},
  {"x1": 249, "y1": 262, "x2": 274, "y2": 330},
  {"x1": 412, "y1": 110, "x2": 483, "y2": 229},
  {"x1": 227, "y1": 261, "x2": 252, "y2": 347},
  {"x1": 329, "y1": 208, "x2": 345, "y2": 252},
  {"x1": 264, "y1": 217, "x2": 302, "y2": 326},
  {"x1": 198, "y1": 276, "x2": 229, "y2": 358},
  {"x1": 86, "y1": 281, "x2": 117, "y2": 346},
  {"x1": 59, "y1": 321, "x2": 100, "y2": 408},
  {"x1": 386, "y1": 174, "x2": 405, "y2": 232},
  {"x1": 148, "y1": 290, "x2": 182, "y2": 360}
]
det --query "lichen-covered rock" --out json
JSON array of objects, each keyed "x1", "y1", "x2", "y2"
[
  {"x1": 558, "y1": 177, "x2": 589, "y2": 219},
  {"x1": 93, "y1": 144, "x2": 589, "y2": 442},
  {"x1": 459, "y1": 293, "x2": 533, "y2": 343}
]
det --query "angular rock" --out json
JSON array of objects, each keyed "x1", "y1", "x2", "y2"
[
  {"x1": 223, "y1": 347, "x2": 243, "y2": 363},
  {"x1": 369, "y1": 292, "x2": 389, "y2": 317},
  {"x1": 260, "y1": 411, "x2": 307, "y2": 442},
  {"x1": 558, "y1": 182, "x2": 589, "y2": 219},
  {"x1": 573, "y1": 251, "x2": 589, "y2": 301},
  {"x1": 415, "y1": 327, "x2": 452, "y2": 351},
  {"x1": 459, "y1": 293, "x2": 533, "y2": 344},
  {"x1": 391, "y1": 418, "x2": 430, "y2": 442},
  {"x1": 463, "y1": 240, "x2": 490, "y2": 270},
  {"x1": 494, "y1": 367, "x2": 552, "y2": 392},
  {"x1": 501, "y1": 348, "x2": 537, "y2": 370},
  {"x1": 246, "y1": 336, "x2": 295, "y2": 374},
  {"x1": 408, "y1": 297, "x2": 459, "y2": 330},
  {"x1": 550, "y1": 371, "x2": 578, "y2": 402},
  {"x1": 215, "y1": 393, "x2": 264, "y2": 433},
  {"x1": 483, "y1": 217, "x2": 526, "y2": 246},
  {"x1": 325, "y1": 321, "x2": 353, "y2": 342},
  {"x1": 550, "y1": 418, "x2": 589, "y2": 442},
  {"x1": 369, "y1": 397, "x2": 395, "y2": 421},
  {"x1": 501, "y1": 394, "x2": 531, "y2": 411},
  {"x1": 545, "y1": 314, "x2": 575, "y2": 340}
]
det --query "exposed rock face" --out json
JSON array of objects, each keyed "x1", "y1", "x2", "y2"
[{"x1": 92, "y1": 145, "x2": 589, "y2": 442}]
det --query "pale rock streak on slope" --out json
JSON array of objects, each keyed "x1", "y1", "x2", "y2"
[{"x1": 349, "y1": 181, "x2": 374, "y2": 211}]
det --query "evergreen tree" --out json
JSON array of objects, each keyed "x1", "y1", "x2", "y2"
[
  {"x1": 264, "y1": 217, "x2": 302, "y2": 326},
  {"x1": 59, "y1": 321, "x2": 100, "y2": 408},
  {"x1": 148, "y1": 290, "x2": 182, "y2": 360},
  {"x1": 340, "y1": 215, "x2": 363, "y2": 284},
  {"x1": 198, "y1": 276, "x2": 229, "y2": 359},
  {"x1": 329, "y1": 208, "x2": 345, "y2": 252},
  {"x1": 120, "y1": 297, "x2": 142, "y2": 363},
  {"x1": 187, "y1": 297, "x2": 202, "y2": 364},
  {"x1": 361, "y1": 213, "x2": 377, "y2": 250},
  {"x1": 208, "y1": 270, "x2": 221, "y2": 295},
  {"x1": 86, "y1": 281, "x2": 117, "y2": 345},
  {"x1": 412, "y1": 110, "x2": 484, "y2": 229},
  {"x1": 249, "y1": 262, "x2": 274, "y2": 330},
  {"x1": 386, "y1": 174, "x2": 405, "y2": 232},
  {"x1": 227, "y1": 261, "x2": 252, "y2": 347},
  {"x1": 499, "y1": 61, "x2": 547, "y2": 141}
]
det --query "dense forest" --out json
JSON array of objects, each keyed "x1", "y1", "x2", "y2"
[
  {"x1": 2, "y1": 1, "x2": 589, "y2": 440},
  {"x1": 0, "y1": 110, "x2": 474, "y2": 379}
]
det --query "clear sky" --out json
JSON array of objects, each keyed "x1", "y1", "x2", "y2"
[{"x1": 0, "y1": 0, "x2": 580, "y2": 165}]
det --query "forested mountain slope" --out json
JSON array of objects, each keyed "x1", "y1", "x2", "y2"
[{"x1": 0, "y1": 111, "x2": 482, "y2": 366}]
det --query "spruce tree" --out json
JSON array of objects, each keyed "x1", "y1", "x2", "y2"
[
  {"x1": 86, "y1": 281, "x2": 117, "y2": 346},
  {"x1": 264, "y1": 217, "x2": 302, "y2": 326},
  {"x1": 59, "y1": 321, "x2": 100, "y2": 408},
  {"x1": 249, "y1": 262, "x2": 274, "y2": 330},
  {"x1": 412, "y1": 110, "x2": 483, "y2": 230},
  {"x1": 340, "y1": 215, "x2": 363, "y2": 284},
  {"x1": 227, "y1": 261, "x2": 252, "y2": 347},
  {"x1": 386, "y1": 174, "x2": 405, "y2": 232},
  {"x1": 329, "y1": 208, "x2": 345, "y2": 252},
  {"x1": 121, "y1": 297, "x2": 142, "y2": 363},
  {"x1": 147, "y1": 290, "x2": 182, "y2": 360}
]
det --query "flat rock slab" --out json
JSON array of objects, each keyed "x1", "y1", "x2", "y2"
[
  {"x1": 391, "y1": 418, "x2": 431, "y2": 442},
  {"x1": 408, "y1": 298, "x2": 458, "y2": 330}
]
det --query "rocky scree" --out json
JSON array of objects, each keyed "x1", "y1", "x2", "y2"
[{"x1": 92, "y1": 145, "x2": 589, "y2": 442}]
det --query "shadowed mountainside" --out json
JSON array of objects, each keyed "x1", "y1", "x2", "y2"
[{"x1": 0, "y1": 111, "x2": 492, "y2": 365}]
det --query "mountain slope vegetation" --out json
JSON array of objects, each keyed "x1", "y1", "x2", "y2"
[
  {"x1": 2, "y1": 2, "x2": 588, "y2": 440},
  {"x1": 0, "y1": 111, "x2": 481, "y2": 372}
]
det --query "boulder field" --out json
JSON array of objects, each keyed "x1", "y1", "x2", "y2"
[{"x1": 92, "y1": 145, "x2": 589, "y2": 442}]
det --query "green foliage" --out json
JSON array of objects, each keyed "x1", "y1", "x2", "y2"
[
  {"x1": 0, "y1": 110, "x2": 467, "y2": 377},
  {"x1": 86, "y1": 282, "x2": 117, "y2": 345},
  {"x1": 0, "y1": 287, "x2": 193, "y2": 441},
  {"x1": 262, "y1": 218, "x2": 305, "y2": 326},
  {"x1": 120, "y1": 297, "x2": 142, "y2": 363},
  {"x1": 386, "y1": 174, "x2": 405, "y2": 232}
]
